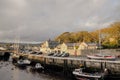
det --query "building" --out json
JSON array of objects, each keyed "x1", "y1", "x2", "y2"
[
  {"x1": 78, "y1": 42, "x2": 98, "y2": 50},
  {"x1": 40, "y1": 40, "x2": 60, "y2": 53},
  {"x1": 60, "y1": 43, "x2": 75, "y2": 51},
  {"x1": 59, "y1": 42, "x2": 80, "y2": 55}
]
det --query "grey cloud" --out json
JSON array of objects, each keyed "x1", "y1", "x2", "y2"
[{"x1": 0, "y1": 0, "x2": 120, "y2": 42}]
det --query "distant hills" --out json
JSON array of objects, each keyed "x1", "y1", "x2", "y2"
[{"x1": 55, "y1": 22, "x2": 120, "y2": 48}]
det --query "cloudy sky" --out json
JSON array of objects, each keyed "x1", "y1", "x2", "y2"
[{"x1": 0, "y1": 0, "x2": 120, "y2": 42}]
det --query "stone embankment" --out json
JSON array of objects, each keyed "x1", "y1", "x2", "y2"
[{"x1": 79, "y1": 49, "x2": 120, "y2": 56}]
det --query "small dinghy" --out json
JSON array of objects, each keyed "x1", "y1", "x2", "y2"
[{"x1": 32, "y1": 63, "x2": 44, "y2": 72}]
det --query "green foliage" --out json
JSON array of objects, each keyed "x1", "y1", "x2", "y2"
[
  {"x1": 55, "y1": 22, "x2": 120, "y2": 48},
  {"x1": 102, "y1": 40, "x2": 118, "y2": 48},
  {"x1": 55, "y1": 31, "x2": 94, "y2": 43}
]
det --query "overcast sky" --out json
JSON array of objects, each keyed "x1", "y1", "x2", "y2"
[{"x1": 0, "y1": 0, "x2": 120, "y2": 43}]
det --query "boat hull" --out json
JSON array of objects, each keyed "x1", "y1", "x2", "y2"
[
  {"x1": 73, "y1": 68, "x2": 104, "y2": 80},
  {"x1": 17, "y1": 59, "x2": 31, "y2": 67},
  {"x1": 73, "y1": 71, "x2": 102, "y2": 79},
  {"x1": 87, "y1": 55, "x2": 116, "y2": 60}
]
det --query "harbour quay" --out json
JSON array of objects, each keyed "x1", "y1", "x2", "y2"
[
  {"x1": 0, "y1": 50, "x2": 120, "y2": 80},
  {"x1": 14, "y1": 53, "x2": 120, "y2": 73}
]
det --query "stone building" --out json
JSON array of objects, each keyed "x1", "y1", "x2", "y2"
[
  {"x1": 78, "y1": 42, "x2": 98, "y2": 50},
  {"x1": 40, "y1": 40, "x2": 59, "y2": 53}
]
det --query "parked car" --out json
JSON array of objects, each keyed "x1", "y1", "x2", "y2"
[
  {"x1": 56, "y1": 53, "x2": 64, "y2": 57},
  {"x1": 31, "y1": 51, "x2": 37, "y2": 54},
  {"x1": 36, "y1": 52, "x2": 43, "y2": 55},
  {"x1": 61, "y1": 53, "x2": 69, "y2": 57},
  {"x1": 48, "y1": 53, "x2": 54, "y2": 56},
  {"x1": 53, "y1": 53, "x2": 59, "y2": 57}
]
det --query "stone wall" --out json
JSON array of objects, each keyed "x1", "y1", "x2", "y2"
[{"x1": 78, "y1": 49, "x2": 120, "y2": 56}]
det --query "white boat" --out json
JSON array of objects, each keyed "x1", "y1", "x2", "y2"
[
  {"x1": 17, "y1": 59, "x2": 31, "y2": 65},
  {"x1": 73, "y1": 68, "x2": 105, "y2": 80},
  {"x1": 31, "y1": 63, "x2": 44, "y2": 72},
  {"x1": 34, "y1": 63, "x2": 44, "y2": 69},
  {"x1": 87, "y1": 54, "x2": 116, "y2": 60},
  {"x1": 87, "y1": 30, "x2": 116, "y2": 60}
]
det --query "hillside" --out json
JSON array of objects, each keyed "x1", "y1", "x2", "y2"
[{"x1": 55, "y1": 22, "x2": 120, "y2": 48}]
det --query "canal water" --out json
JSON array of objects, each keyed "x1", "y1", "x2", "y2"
[{"x1": 0, "y1": 61, "x2": 70, "y2": 80}]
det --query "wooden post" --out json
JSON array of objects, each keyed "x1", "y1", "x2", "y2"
[
  {"x1": 52, "y1": 59, "x2": 55, "y2": 63},
  {"x1": 101, "y1": 62, "x2": 103, "y2": 71},
  {"x1": 44, "y1": 58, "x2": 46, "y2": 66},
  {"x1": 64, "y1": 59, "x2": 67, "y2": 67},
  {"x1": 63, "y1": 59, "x2": 68, "y2": 75},
  {"x1": 70, "y1": 60, "x2": 73, "y2": 66},
  {"x1": 105, "y1": 62, "x2": 106, "y2": 68},
  {"x1": 83, "y1": 61, "x2": 86, "y2": 68}
]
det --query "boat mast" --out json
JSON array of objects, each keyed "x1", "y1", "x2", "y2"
[
  {"x1": 99, "y1": 29, "x2": 101, "y2": 54},
  {"x1": 14, "y1": 36, "x2": 20, "y2": 54}
]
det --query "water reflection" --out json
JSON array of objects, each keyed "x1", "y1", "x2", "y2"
[{"x1": 0, "y1": 61, "x2": 68, "y2": 80}]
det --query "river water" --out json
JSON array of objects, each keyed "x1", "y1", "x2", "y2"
[{"x1": 0, "y1": 61, "x2": 70, "y2": 80}]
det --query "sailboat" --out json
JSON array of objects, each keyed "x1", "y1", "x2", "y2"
[{"x1": 87, "y1": 30, "x2": 116, "y2": 60}]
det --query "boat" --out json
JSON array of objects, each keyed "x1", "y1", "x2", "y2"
[
  {"x1": 73, "y1": 68, "x2": 106, "y2": 80},
  {"x1": 31, "y1": 63, "x2": 44, "y2": 72},
  {"x1": 87, "y1": 54, "x2": 116, "y2": 60},
  {"x1": 17, "y1": 59, "x2": 31, "y2": 66},
  {"x1": 87, "y1": 30, "x2": 116, "y2": 60}
]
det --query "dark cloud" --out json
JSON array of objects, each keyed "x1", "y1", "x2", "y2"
[{"x1": 0, "y1": 0, "x2": 120, "y2": 42}]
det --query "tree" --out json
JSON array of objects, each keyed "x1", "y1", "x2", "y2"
[{"x1": 55, "y1": 22, "x2": 120, "y2": 48}]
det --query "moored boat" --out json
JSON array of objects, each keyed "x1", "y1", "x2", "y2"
[
  {"x1": 31, "y1": 63, "x2": 44, "y2": 72},
  {"x1": 87, "y1": 54, "x2": 116, "y2": 60},
  {"x1": 73, "y1": 68, "x2": 106, "y2": 80},
  {"x1": 17, "y1": 59, "x2": 31, "y2": 66}
]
